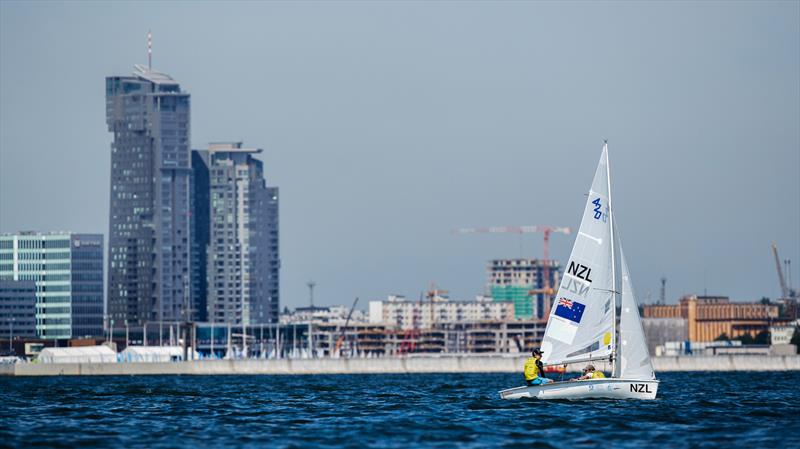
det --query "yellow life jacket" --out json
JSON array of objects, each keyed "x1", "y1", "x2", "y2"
[
  {"x1": 524, "y1": 357, "x2": 540, "y2": 381},
  {"x1": 590, "y1": 371, "x2": 606, "y2": 379}
]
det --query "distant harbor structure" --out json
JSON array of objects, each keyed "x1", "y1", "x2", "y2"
[
  {"x1": 0, "y1": 232, "x2": 104, "y2": 339},
  {"x1": 281, "y1": 305, "x2": 366, "y2": 325},
  {"x1": 368, "y1": 294, "x2": 514, "y2": 330},
  {"x1": 643, "y1": 295, "x2": 781, "y2": 342}
]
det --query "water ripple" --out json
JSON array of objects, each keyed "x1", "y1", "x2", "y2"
[{"x1": 1, "y1": 371, "x2": 800, "y2": 448}]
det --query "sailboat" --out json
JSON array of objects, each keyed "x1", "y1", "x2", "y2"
[{"x1": 499, "y1": 143, "x2": 658, "y2": 400}]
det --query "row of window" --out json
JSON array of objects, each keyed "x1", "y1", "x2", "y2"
[
  {"x1": 3, "y1": 251, "x2": 71, "y2": 260},
  {"x1": 4, "y1": 239, "x2": 72, "y2": 249}
]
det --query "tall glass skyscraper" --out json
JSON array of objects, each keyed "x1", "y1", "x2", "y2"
[{"x1": 106, "y1": 65, "x2": 192, "y2": 326}]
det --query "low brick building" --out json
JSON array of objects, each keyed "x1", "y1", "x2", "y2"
[{"x1": 643, "y1": 295, "x2": 781, "y2": 342}]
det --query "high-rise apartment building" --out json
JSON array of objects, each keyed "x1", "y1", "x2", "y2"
[
  {"x1": 0, "y1": 232, "x2": 104, "y2": 339},
  {"x1": 106, "y1": 65, "x2": 192, "y2": 326},
  {"x1": 488, "y1": 259, "x2": 560, "y2": 320},
  {"x1": 192, "y1": 142, "x2": 279, "y2": 324}
]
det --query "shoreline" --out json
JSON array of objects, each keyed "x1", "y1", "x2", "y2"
[{"x1": 2, "y1": 354, "x2": 799, "y2": 377}]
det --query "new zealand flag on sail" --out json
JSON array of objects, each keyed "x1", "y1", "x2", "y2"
[{"x1": 554, "y1": 297, "x2": 586, "y2": 324}]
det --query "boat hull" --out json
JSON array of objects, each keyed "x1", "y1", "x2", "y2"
[{"x1": 499, "y1": 378, "x2": 659, "y2": 400}]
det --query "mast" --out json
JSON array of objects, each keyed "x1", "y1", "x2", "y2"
[{"x1": 605, "y1": 140, "x2": 618, "y2": 378}]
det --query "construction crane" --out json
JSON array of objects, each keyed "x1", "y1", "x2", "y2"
[
  {"x1": 398, "y1": 292, "x2": 424, "y2": 355},
  {"x1": 426, "y1": 283, "x2": 449, "y2": 327},
  {"x1": 772, "y1": 243, "x2": 797, "y2": 299},
  {"x1": 334, "y1": 297, "x2": 359, "y2": 356},
  {"x1": 452, "y1": 226, "x2": 572, "y2": 317}
]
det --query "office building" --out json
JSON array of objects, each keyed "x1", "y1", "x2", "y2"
[
  {"x1": 0, "y1": 280, "x2": 37, "y2": 339},
  {"x1": 193, "y1": 142, "x2": 279, "y2": 324},
  {"x1": 0, "y1": 233, "x2": 104, "y2": 339},
  {"x1": 106, "y1": 64, "x2": 192, "y2": 326}
]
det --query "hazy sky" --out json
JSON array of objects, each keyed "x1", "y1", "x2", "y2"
[{"x1": 1, "y1": 1, "x2": 798, "y2": 310}]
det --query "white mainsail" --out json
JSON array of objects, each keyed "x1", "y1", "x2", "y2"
[
  {"x1": 618, "y1": 246, "x2": 656, "y2": 380},
  {"x1": 540, "y1": 145, "x2": 615, "y2": 366}
]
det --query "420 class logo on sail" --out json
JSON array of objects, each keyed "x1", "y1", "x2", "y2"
[{"x1": 591, "y1": 197, "x2": 608, "y2": 222}]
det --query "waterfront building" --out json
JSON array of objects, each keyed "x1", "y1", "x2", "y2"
[
  {"x1": 487, "y1": 259, "x2": 560, "y2": 319},
  {"x1": 280, "y1": 305, "x2": 367, "y2": 325},
  {"x1": 193, "y1": 142, "x2": 280, "y2": 324},
  {"x1": 643, "y1": 295, "x2": 781, "y2": 342},
  {"x1": 106, "y1": 65, "x2": 192, "y2": 326},
  {"x1": 769, "y1": 325, "x2": 796, "y2": 345},
  {"x1": 642, "y1": 317, "x2": 689, "y2": 354},
  {"x1": 190, "y1": 150, "x2": 210, "y2": 322},
  {"x1": 0, "y1": 280, "x2": 37, "y2": 339},
  {"x1": 310, "y1": 319, "x2": 544, "y2": 356},
  {"x1": 368, "y1": 295, "x2": 514, "y2": 330},
  {"x1": 0, "y1": 233, "x2": 104, "y2": 339}
]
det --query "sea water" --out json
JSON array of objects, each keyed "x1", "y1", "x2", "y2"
[{"x1": 1, "y1": 371, "x2": 798, "y2": 448}]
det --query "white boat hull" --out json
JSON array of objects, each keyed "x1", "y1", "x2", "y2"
[{"x1": 499, "y1": 378, "x2": 659, "y2": 400}]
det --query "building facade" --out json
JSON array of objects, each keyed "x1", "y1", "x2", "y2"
[
  {"x1": 190, "y1": 150, "x2": 210, "y2": 322},
  {"x1": 368, "y1": 295, "x2": 515, "y2": 330},
  {"x1": 106, "y1": 65, "x2": 192, "y2": 326},
  {"x1": 0, "y1": 280, "x2": 37, "y2": 339},
  {"x1": 487, "y1": 259, "x2": 560, "y2": 320},
  {"x1": 643, "y1": 295, "x2": 781, "y2": 342},
  {"x1": 280, "y1": 305, "x2": 367, "y2": 325},
  {"x1": 194, "y1": 142, "x2": 279, "y2": 324},
  {"x1": 0, "y1": 233, "x2": 104, "y2": 339}
]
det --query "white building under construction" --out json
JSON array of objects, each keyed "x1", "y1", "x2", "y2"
[{"x1": 368, "y1": 295, "x2": 514, "y2": 330}]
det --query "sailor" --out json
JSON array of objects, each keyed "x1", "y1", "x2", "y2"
[
  {"x1": 576, "y1": 364, "x2": 606, "y2": 380},
  {"x1": 524, "y1": 349, "x2": 552, "y2": 386}
]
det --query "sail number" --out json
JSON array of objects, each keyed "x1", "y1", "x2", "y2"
[
  {"x1": 567, "y1": 261, "x2": 593, "y2": 283},
  {"x1": 592, "y1": 198, "x2": 608, "y2": 222},
  {"x1": 630, "y1": 383, "x2": 653, "y2": 394}
]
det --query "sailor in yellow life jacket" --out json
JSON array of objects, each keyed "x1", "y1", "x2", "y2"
[
  {"x1": 575, "y1": 364, "x2": 606, "y2": 380},
  {"x1": 524, "y1": 349, "x2": 553, "y2": 386}
]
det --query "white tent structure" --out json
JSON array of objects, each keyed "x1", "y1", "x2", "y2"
[
  {"x1": 120, "y1": 346, "x2": 195, "y2": 363},
  {"x1": 37, "y1": 345, "x2": 116, "y2": 364}
]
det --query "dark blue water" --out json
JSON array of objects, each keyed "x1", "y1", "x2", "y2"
[{"x1": 2, "y1": 372, "x2": 799, "y2": 448}]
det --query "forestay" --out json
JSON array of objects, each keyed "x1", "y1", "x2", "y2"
[
  {"x1": 618, "y1": 247, "x2": 655, "y2": 380},
  {"x1": 540, "y1": 146, "x2": 615, "y2": 366}
]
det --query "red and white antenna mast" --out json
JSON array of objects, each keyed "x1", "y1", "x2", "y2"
[{"x1": 148, "y1": 29, "x2": 152, "y2": 69}]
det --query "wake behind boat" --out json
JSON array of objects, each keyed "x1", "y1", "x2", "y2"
[{"x1": 499, "y1": 142, "x2": 659, "y2": 401}]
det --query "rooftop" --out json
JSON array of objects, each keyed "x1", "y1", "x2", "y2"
[
  {"x1": 133, "y1": 64, "x2": 179, "y2": 86},
  {"x1": 208, "y1": 141, "x2": 263, "y2": 154}
]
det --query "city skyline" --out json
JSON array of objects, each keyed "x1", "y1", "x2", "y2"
[{"x1": 1, "y1": 2, "x2": 798, "y2": 309}]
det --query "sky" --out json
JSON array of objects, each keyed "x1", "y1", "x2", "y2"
[{"x1": 1, "y1": 1, "x2": 798, "y2": 310}]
